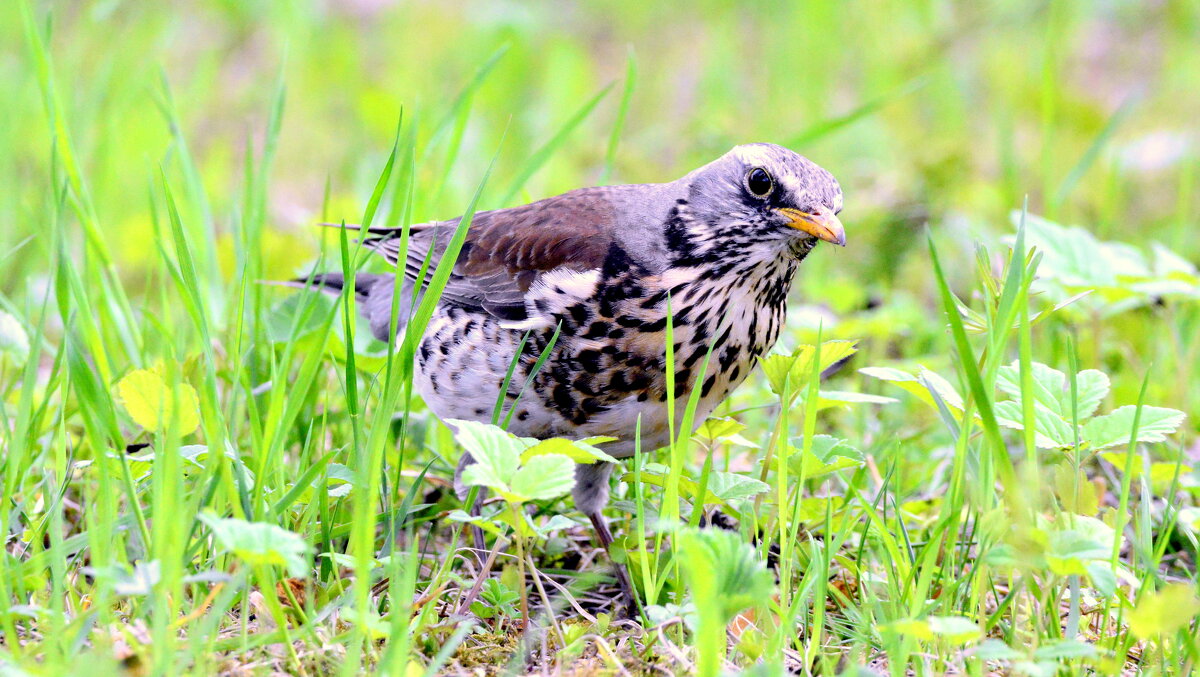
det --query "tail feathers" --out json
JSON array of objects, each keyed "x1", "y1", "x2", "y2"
[{"x1": 293, "y1": 272, "x2": 414, "y2": 342}]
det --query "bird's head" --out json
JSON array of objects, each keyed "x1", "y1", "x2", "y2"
[{"x1": 678, "y1": 143, "x2": 845, "y2": 258}]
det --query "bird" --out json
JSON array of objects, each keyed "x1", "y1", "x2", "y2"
[{"x1": 295, "y1": 142, "x2": 845, "y2": 607}]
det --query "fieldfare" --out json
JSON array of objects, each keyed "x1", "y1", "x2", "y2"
[{"x1": 299, "y1": 143, "x2": 845, "y2": 606}]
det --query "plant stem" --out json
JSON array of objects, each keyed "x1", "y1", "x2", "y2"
[{"x1": 513, "y1": 505, "x2": 530, "y2": 632}]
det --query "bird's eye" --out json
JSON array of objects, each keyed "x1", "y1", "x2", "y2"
[{"x1": 745, "y1": 167, "x2": 773, "y2": 198}]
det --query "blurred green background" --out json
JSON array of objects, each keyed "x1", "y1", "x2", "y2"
[{"x1": 3, "y1": 0, "x2": 1196, "y2": 302}]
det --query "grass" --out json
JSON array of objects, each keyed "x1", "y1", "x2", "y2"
[{"x1": 2, "y1": 0, "x2": 1199, "y2": 674}]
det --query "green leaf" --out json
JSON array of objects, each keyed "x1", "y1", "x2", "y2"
[
  {"x1": 265, "y1": 293, "x2": 333, "y2": 344},
  {"x1": 199, "y1": 514, "x2": 312, "y2": 578},
  {"x1": 506, "y1": 453, "x2": 576, "y2": 503},
  {"x1": 623, "y1": 470, "x2": 723, "y2": 506},
  {"x1": 1083, "y1": 405, "x2": 1186, "y2": 450},
  {"x1": 529, "y1": 514, "x2": 578, "y2": 538},
  {"x1": 705, "y1": 472, "x2": 769, "y2": 502},
  {"x1": 695, "y1": 416, "x2": 747, "y2": 441},
  {"x1": 859, "y1": 365, "x2": 966, "y2": 416},
  {"x1": 761, "y1": 340, "x2": 858, "y2": 397},
  {"x1": 997, "y1": 362, "x2": 1067, "y2": 415},
  {"x1": 995, "y1": 400, "x2": 1076, "y2": 449},
  {"x1": 1043, "y1": 517, "x2": 1114, "y2": 576},
  {"x1": 1128, "y1": 584, "x2": 1200, "y2": 639},
  {"x1": 996, "y1": 362, "x2": 1109, "y2": 419},
  {"x1": 116, "y1": 367, "x2": 201, "y2": 434},
  {"x1": 460, "y1": 460, "x2": 512, "y2": 496},
  {"x1": 1073, "y1": 370, "x2": 1111, "y2": 418},
  {"x1": 520, "y1": 437, "x2": 617, "y2": 464},
  {"x1": 325, "y1": 463, "x2": 355, "y2": 498},
  {"x1": 694, "y1": 417, "x2": 760, "y2": 448},
  {"x1": 781, "y1": 435, "x2": 865, "y2": 479},
  {"x1": 447, "y1": 419, "x2": 525, "y2": 486}
]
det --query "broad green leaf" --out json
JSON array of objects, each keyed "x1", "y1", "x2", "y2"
[
  {"x1": 1083, "y1": 406, "x2": 1186, "y2": 450},
  {"x1": 1019, "y1": 213, "x2": 1127, "y2": 290},
  {"x1": 623, "y1": 470, "x2": 722, "y2": 506},
  {"x1": 784, "y1": 435, "x2": 865, "y2": 479},
  {"x1": 760, "y1": 340, "x2": 858, "y2": 397},
  {"x1": 1016, "y1": 213, "x2": 1200, "y2": 310},
  {"x1": 996, "y1": 362, "x2": 1109, "y2": 419},
  {"x1": 695, "y1": 417, "x2": 760, "y2": 448},
  {"x1": 199, "y1": 514, "x2": 312, "y2": 578},
  {"x1": 860, "y1": 366, "x2": 966, "y2": 416},
  {"x1": 326, "y1": 463, "x2": 355, "y2": 497},
  {"x1": 264, "y1": 292, "x2": 335, "y2": 344},
  {"x1": 116, "y1": 368, "x2": 201, "y2": 434},
  {"x1": 1046, "y1": 537, "x2": 1099, "y2": 573},
  {"x1": 918, "y1": 367, "x2": 965, "y2": 411},
  {"x1": 1044, "y1": 522, "x2": 1112, "y2": 576},
  {"x1": 506, "y1": 453, "x2": 576, "y2": 502},
  {"x1": 520, "y1": 437, "x2": 616, "y2": 464},
  {"x1": 460, "y1": 461, "x2": 512, "y2": 496},
  {"x1": 997, "y1": 362, "x2": 1067, "y2": 415},
  {"x1": 695, "y1": 417, "x2": 746, "y2": 441},
  {"x1": 1128, "y1": 584, "x2": 1200, "y2": 639},
  {"x1": 705, "y1": 472, "x2": 769, "y2": 502},
  {"x1": 0, "y1": 311, "x2": 29, "y2": 362},
  {"x1": 530, "y1": 514, "x2": 578, "y2": 537},
  {"x1": 447, "y1": 419, "x2": 525, "y2": 485},
  {"x1": 994, "y1": 400, "x2": 1076, "y2": 449},
  {"x1": 1073, "y1": 370, "x2": 1111, "y2": 418}
]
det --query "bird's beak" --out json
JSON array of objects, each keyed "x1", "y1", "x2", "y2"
[{"x1": 777, "y1": 206, "x2": 847, "y2": 247}]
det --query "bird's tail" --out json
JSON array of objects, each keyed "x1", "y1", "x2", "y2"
[{"x1": 289, "y1": 272, "x2": 414, "y2": 342}]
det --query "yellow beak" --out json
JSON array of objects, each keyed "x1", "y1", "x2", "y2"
[{"x1": 777, "y1": 206, "x2": 846, "y2": 247}]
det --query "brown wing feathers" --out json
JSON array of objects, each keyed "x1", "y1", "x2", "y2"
[{"x1": 356, "y1": 188, "x2": 618, "y2": 320}]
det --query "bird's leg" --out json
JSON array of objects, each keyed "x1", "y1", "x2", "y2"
[
  {"x1": 574, "y1": 462, "x2": 637, "y2": 614},
  {"x1": 584, "y1": 509, "x2": 636, "y2": 611},
  {"x1": 454, "y1": 452, "x2": 488, "y2": 555},
  {"x1": 466, "y1": 494, "x2": 487, "y2": 555}
]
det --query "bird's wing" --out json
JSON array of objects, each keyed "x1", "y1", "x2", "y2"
[{"x1": 359, "y1": 187, "x2": 618, "y2": 321}]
